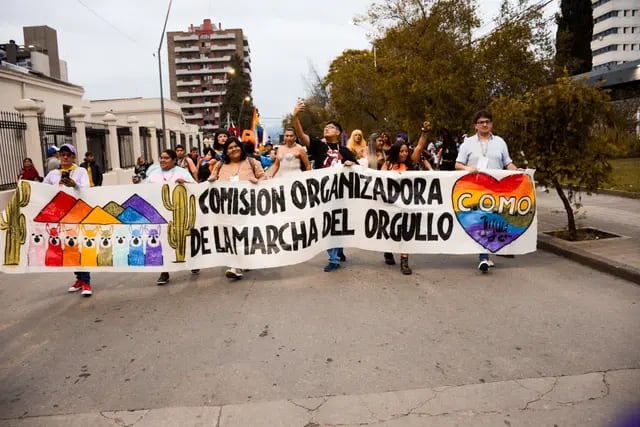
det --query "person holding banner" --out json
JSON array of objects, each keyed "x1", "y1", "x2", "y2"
[
  {"x1": 208, "y1": 137, "x2": 266, "y2": 279},
  {"x1": 268, "y1": 127, "x2": 311, "y2": 177},
  {"x1": 380, "y1": 121, "x2": 431, "y2": 275},
  {"x1": 455, "y1": 110, "x2": 519, "y2": 273},
  {"x1": 42, "y1": 144, "x2": 93, "y2": 296},
  {"x1": 144, "y1": 149, "x2": 196, "y2": 285},
  {"x1": 292, "y1": 99, "x2": 356, "y2": 272}
]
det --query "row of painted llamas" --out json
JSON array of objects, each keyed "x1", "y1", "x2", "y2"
[{"x1": 27, "y1": 224, "x2": 164, "y2": 267}]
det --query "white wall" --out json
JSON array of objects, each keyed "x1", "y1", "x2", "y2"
[{"x1": 0, "y1": 67, "x2": 86, "y2": 117}]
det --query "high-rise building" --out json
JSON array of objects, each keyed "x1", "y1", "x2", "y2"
[
  {"x1": 167, "y1": 19, "x2": 251, "y2": 132},
  {"x1": 591, "y1": 0, "x2": 640, "y2": 70}
]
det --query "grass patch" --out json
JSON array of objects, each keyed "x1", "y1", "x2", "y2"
[{"x1": 603, "y1": 158, "x2": 640, "y2": 192}]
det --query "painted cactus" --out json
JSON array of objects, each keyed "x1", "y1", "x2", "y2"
[
  {"x1": 161, "y1": 183, "x2": 195, "y2": 262},
  {"x1": 0, "y1": 181, "x2": 31, "y2": 265}
]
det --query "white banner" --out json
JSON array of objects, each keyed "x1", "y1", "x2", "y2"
[{"x1": 0, "y1": 167, "x2": 537, "y2": 273}]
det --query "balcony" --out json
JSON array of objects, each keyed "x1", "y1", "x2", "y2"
[
  {"x1": 176, "y1": 68, "x2": 226, "y2": 75},
  {"x1": 183, "y1": 113, "x2": 203, "y2": 120},
  {"x1": 180, "y1": 102, "x2": 222, "y2": 109},
  {"x1": 211, "y1": 44, "x2": 237, "y2": 51},
  {"x1": 176, "y1": 80, "x2": 201, "y2": 86},
  {"x1": 174, "y1": 34, "x2": 198, "y2": 41},
  {"x1": 177, "y1": 90, "x2": 226, "y2": 98},
  {"x1": 175, "y1": 55, "x2": 232, "y2": 64},
  {"x1": 211, "y1": 33, "x2": 236, "y2": 40},
  {"x1": 175, "y1": 46, "x2": 199, "y2": 53}
]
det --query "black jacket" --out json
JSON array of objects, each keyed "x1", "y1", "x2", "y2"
[{"x1": 80, "y1": 160, "x2": 103, "y2": 186}]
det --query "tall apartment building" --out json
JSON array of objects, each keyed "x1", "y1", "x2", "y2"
[
  {"x1": 592, "y1": 0, "x2": 640, "y2": 70},
  {"x1": 167, "y1": 19, "x2": 251, "y2": 132}
]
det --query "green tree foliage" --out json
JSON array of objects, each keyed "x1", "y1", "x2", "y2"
[
  {"x1": 555, "y1": 0, "x2": 593, "y2": 75},
  {"x1": 323, "y1": 0, "x2": 553, "y2": 140},
  {"x1": 490, "y1": 75, "x2": 634, "y2": 239},
  {"x1": 220, "y1": 54, "x2": 253, "y2": 130},
  {"x1": 475, "y1": 0, "x2": 554, "y2": 103}
]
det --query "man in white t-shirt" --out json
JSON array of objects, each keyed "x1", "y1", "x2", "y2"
[
  {"x1": 42, "y1": 144, "x2": 93, "y2": 296},
  {"x1": 455, "y1": 110, "x2": 518, "y2": 273}
]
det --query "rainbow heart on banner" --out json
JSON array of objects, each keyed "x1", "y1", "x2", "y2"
[{"x1": 452, "y1": 173, "x2": 536, "y2": 252}]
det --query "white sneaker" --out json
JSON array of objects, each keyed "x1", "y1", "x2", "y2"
[
  {"x1": 487, "y1": 259, "x2": 495, "y2": 268},
  {"x1": 225, "y1": 268, "x2": 243, "y2": 279},
  {"x1": 478, "y1": 260, "x2": 490, "y2": 273}
]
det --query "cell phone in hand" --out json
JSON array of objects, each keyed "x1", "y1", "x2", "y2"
[{"x1": 61, "y1": 171, "x2": 70, "y2": 180}]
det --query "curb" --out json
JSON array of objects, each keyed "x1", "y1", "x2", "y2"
[{"x1": 537, "y1": 233, "x2": 640, "y2": 285}]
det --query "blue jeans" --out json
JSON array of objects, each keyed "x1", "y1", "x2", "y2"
[
  {"x1": 479, "y1": 254, "x2": 489, "y2": 262},
  {"x1": 75, "y1": 271, "x2": 90, "y2": 284},
  {"x1": 327, "y1": 248, "x2": 341, "y2": 265}
]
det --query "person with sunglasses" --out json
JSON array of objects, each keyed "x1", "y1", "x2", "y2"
[{"x1": 455, "y1": 110, "x2": 519, "y2": 273}]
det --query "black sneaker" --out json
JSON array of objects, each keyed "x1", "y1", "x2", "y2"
[
  {"x1": 156, "y1": 272, "x2": 170, "y2": 285},
  {"x1": 478, "y1": 260, "x2": 490, "y2": 273},
  {"x1": 384, "y1": 252, "x2": 396, "y2": 265},
  {"x1": 190, "y1": 269, "x2": 200, "y2": 275},
  {"x1": 323, "y1": 263, "x2": 340, "y2": 272}
]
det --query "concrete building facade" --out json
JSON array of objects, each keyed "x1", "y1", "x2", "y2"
[
  {"x1": 592, "y1": 0, "x2": 640, "y2": 70},
  {"x1": 167, "y1": 18, "x2": 251, "y2": 132}
]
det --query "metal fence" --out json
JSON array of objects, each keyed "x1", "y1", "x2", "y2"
[
  {"x1": 38, "y1": 115, "x2": 74, "y2": 172},
  {"x1": 0, "y1": 111, "x2": 28, "y2": 190},
  {"x1": 117, "y1": 126, "x2": 134, "y2": 169}
]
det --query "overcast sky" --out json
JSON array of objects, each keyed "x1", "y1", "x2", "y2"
[{"x1": 1, "y1": 0, "x2": 557, "y2": 131}]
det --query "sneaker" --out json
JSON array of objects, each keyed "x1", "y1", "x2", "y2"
[
  {"x1": 190, "y1": 269, "x2": 200, "y2": 275},
  {"x1": 68, "y1": 280, "x2": 82, "y2": 293},
  {"x1": 487, "y1": 259, "x2": 495, "y2": 268},
  {"x1": 225, "y1": 268, "x2": 243, "y2": 279},
  {"x1": 323, "y1": 262, "x2": 340, "y2": 272},
  {"x1": 478, "y1": 260, "x2": 490, "y2": 273},
  {"x1": 156, "y1": 272, "x2": 170, "y2": 285},
  {"x1": 339, "y1": 252, "x2": 346, "y2": 262},
  {"x1": 81, "y1": 282, "x2": 92, "y2": 297}
]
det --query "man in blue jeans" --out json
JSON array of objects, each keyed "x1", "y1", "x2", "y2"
[
  {"x1": 291, "y1": 99, "x2": 356, "y2": 272},
  {"x1": 455, "y1": 110, "x2": 519, "y2": 273}
]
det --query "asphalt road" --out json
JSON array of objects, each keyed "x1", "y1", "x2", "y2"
[{"x1": 1, "y1": 248, "x2": 639, "y2": 422}]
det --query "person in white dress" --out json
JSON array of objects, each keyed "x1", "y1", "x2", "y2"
[{"x1": 268, "y1": 127, "x2": 311, "y2": 177}]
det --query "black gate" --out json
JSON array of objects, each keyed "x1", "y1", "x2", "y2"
[
  {"x1": 117, "y1": 126, "x2": 134, "y2": 169},
  {"x1": 38, "y1": 115, "x2": 74, "y2": 171},
  {"x1": 0, "y1": 111, "x2": 27, "y2": 190},
  {"x1": 86, "y1": 122, "x2": 109, "y2": 172},
  {"x1": 140, "y1": 127, "x2": 152, "y2": 163}
]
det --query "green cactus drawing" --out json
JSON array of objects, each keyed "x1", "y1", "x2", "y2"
[
  {"x1": 0, "y1": 181, "x2": 31, "y2": 265},
  {"x1": 162, "y1": 183, "x2": 196, "y2": 262}
]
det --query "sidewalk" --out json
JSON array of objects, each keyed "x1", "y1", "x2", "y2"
[
  {"x1": 536, "y1": 189, "x2": 640, "y2": 285},
  {"x1": 3, "y1": 369, "x2": 639, "y2": 426}
]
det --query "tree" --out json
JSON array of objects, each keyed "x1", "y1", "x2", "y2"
[
  {"x1": 220, "y1": 54, "x2": 253, "y2": 130},
  {"x1": 555, "y1": 0, "x2": 593, "y2": 75},
  {"x1": 490, "y1": 75, "x2": 634, "y2": 240}
]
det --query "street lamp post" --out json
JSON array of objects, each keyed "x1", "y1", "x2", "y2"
[
  {"x1": 157, "y1": 0, "x2": 173, "y2": 148},
  {"x1": 237, "y1": 96, "x2": 251, "y2": 131}
]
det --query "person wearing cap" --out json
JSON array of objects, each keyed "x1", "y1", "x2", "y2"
[
  {"x1": 292, "y1": 99, "x2": 356, "y2": 272},
  {"x1": 45, "y1": 145, "x2": 60, "y2": 175},
  {"x1": 80, "y1": 151, "x2": 103, "y2": 187},
  {"x1": 42, "y1": 144, "x2": 93, "y2": 296}
]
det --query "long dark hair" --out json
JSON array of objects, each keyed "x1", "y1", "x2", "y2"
[
  {"x1": 221, "y1": 137, "x2": 247, "y2": 163},
  {"x1": 387, "y1": 140, "x2": 413, "y2": 167}
]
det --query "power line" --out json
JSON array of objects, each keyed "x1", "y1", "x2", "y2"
[
  {"x1": 76, "y1": 0, "x2": 138, "y2": 44},
  {"x1": 472, "y1": 0, "x2": 555, "y2": 44}
]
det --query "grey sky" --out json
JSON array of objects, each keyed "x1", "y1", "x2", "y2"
[{"x1": 1, "y1": 0, "x2": 557, "y2": 131}]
